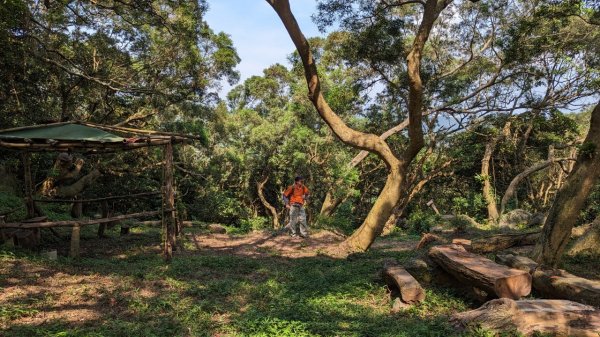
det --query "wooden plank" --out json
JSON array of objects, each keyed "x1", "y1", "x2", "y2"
[
  {"x1": 533, "y1": 267, "x2": 600, "y2": 307},
  {"x1": 451, "y1": 298, "x2": 600, "y2": 337},
  {"x1": 383, "y1": 265, "x2": 425, "y2": 304},
  {"x1": 429, "y1": 244, "x2": 532, "y2": 299},
  {"x1": 0, "y1": 210, "x2": 163, "y2": 228}
]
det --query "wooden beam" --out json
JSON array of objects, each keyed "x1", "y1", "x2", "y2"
[
  {"x1": 79, "y1": 121, "x2": 204, "y2": 141},
  {"x1": 34, "y1": 191, "x2": 160, "y2": 204},
  {"x1": 0, "y1": 139, "x2": 171, "y2": 150},
  {"x1": 0, "y1": 210, "x2": 164, "y2": 228}
]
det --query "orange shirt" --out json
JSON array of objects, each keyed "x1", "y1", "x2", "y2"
[{"x1": 284, "y1": 184, "x2": 309, "y2": 205}]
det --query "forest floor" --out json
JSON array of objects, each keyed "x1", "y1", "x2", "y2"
[{"x1": 0, "y1": 224, "x2": 598, "y2": 337}]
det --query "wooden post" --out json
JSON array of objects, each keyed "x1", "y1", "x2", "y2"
[
  {"x1": 22, "y1": 153, "x2": 40, "y2": 244},
  {"x1": 70, "y1": 223, "x2": 80, "y2": 258},
  {"x1": 162, "y1": 141, "x2": 176, "y2": 261},
  {"x1": 22, "y1": 153, "x2": 35, "y2": 218},
  {"x1": 71, "y1": 197, "x2": 83, "y2": 218},
  {"x1": 97, "y1": 201, "x2": 108, "y2": 237}
]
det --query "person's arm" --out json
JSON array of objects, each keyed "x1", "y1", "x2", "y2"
[{"x1": 282, "y1": 187, "x2": 291, "y2": 208}]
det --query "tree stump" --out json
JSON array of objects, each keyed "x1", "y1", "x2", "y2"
[
  {"x1": 429, "y1": 244, "x2": 531, "y2": 299},
  {"x1": 533, "y1": 267, "x2": 600, "y2": 307},
  {"x1": 382, "y1": 264, "x2": 425, "y2": 304},
  {"x1": 451, "y1": 298, "x2": 600, "y2": 337}
]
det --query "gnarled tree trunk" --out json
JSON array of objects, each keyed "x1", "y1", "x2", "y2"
[
  {"x1": 534, "y1": 101, "x2": 600, "y2": 267},
  {"x1": 257, "y1": 175, "x2": 281, "y2": 229},
  {"x1": 267, "y1": 0, "x2": 453, "y2": 252}
]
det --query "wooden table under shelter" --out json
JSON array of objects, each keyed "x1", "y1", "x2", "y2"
[{"x1": 0, "y1": 121, "x2": 199, "y2": 261}]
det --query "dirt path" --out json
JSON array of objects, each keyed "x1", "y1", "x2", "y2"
[{"x1": 184, "y1": 229, "x2": 418, "y2": 258}]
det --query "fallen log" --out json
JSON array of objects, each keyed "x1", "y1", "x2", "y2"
[
  {"x1": 533, "y1": 267, "x2": 600, "y2": 307},
  {"x1": 429, "y1": 244, "x2": 531, "y2": 299},
  {"x1": 382, "y1": 265, "x2": 425, "y2": 304},
  {"x1": 405, "y1": 257, "x2": 489, "y2": 303},
  {"x1": 495, "y1": 254, "x2": 538, "y2": 274},
  {"x1": 452, "y1": 231, "x2": 540, "y2": 253},
  {"x1": 451, "y1": 298, "x2": 600, "y2": 337}
]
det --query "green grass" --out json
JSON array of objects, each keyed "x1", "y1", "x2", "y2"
[{"x1": 0, "y1": 225, "x2": 545, "y2": 337}]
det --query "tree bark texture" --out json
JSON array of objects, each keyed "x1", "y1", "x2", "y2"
[
  {"x1": 532, "y1": 267, "x2": 600, "y2": 307},
  {"x1": 257, "y1": 175, "x2": 280, "y2": 229},
  {"x1": 163, "y1": 141, "x2": 176, "y2": 261},
  {"x1": 451, "y1": 298, "x2": 600, "y2": 337},
  {"x1": 429, "y1": 244, "x2": 532, "y2": 299},
  {"x1": 481, "y1": 139, "x2": 500, "y2": 222},
  {"x1": 500, "y1": 147, "x2": 572, "y2": 215},
  {"x1": 534, "y1": 101, "x2": 600, "y2": 267},
  {"x1": 382, "y1": 265, "x2": 425, "y2": 304},
  {"x1": 266, "y1": 0, "x2": 451, "y2": 252},
  {"x1": 453, "y1": 231, "x2": 541, "y2": 253},
  {"x1": 568, "y1": 216, "x2": 600, "y2": 256},
  {"x1": 495, "y1": 254, "x2": 538, "y2": 274},
  {"x1": 320, "y1": 118, "x2": 412, "y2": 217}
]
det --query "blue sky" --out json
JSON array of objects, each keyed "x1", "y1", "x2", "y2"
[{"x1": 205, "y1": 0, "x2": 326, "y2": 95}]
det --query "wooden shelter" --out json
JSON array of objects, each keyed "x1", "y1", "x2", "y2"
[{"x1": 0, "y1": 121, "x2": 200, "y2": 261}]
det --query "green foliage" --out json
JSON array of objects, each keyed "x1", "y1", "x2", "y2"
[
  {"x1": 0, "y1": 191, "x2": 26, "y2": 221},
  {"x1": 234, "y1": 217, "x2": 270, "y2": 234},
  {"x1": 405, "y1": 210, "x2": 439, "y2": 234},
  {"x1": 578, "y1": 141, "x2": 597, "y2": 160}
]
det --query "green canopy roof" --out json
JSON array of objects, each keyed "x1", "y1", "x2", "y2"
[{"x1": 0, "y1": 123, "x2": 124, "y2": 143}]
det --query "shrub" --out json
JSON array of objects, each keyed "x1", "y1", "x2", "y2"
[{"x1": 405, "y1": 209, "x2": 440, "y2": 234}]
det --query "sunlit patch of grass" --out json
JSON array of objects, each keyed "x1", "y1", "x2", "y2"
[{"x1": 0, "y1": 228, "x2": 479, "y2": 337}]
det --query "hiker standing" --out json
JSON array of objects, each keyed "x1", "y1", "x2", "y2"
[{"x1": 282, "y1": 176, "x2": 310, "y2": 238}]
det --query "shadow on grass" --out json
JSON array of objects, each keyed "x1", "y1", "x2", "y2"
[{"x1": 1, "y1": 226, "x2": 477, "y2": 337}]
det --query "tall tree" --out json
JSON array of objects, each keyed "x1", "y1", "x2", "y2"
[
  {"x1": 534, "y1": 101, "x2": 600, "y2": 267},
  {"x1": 266, "y1": 0, "x2": 460, "y2": 252}
]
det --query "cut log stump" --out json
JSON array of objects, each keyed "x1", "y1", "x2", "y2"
[
  {"x1": 495, "y1": 254, "x2": 538, "y2": 274},
  {"x1": 451, "y1": 298, "x2": 600, "y2": 337},
  {"x1": 429, "y1": 244, "x2": 531, "y2": 300},
  {"x1": 533, "y1": 267, "x2": 600, "y2": 307},
  {"x1": 382, "y1": 264, "x2": 425, "y2": 304}
]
